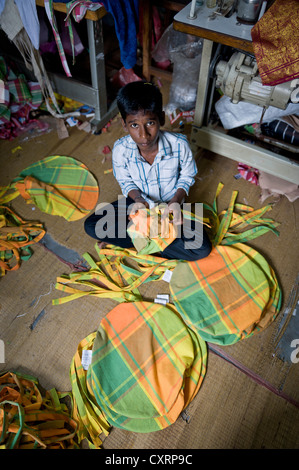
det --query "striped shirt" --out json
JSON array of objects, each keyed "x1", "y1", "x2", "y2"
[{"x1": 112, "y1": 131, "x2": 197, "y2": 207}]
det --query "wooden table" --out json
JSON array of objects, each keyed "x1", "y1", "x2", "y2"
[
  {"x1": 36, "y1": 0, "x2": 118, "y2": 131},
  {"x1": 173, "y1": 2, "x2": 299, "y2": 185}
]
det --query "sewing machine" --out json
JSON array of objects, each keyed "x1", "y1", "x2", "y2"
[{"x1": 173, "y1": 1, "x2": 299, "y2": 185}]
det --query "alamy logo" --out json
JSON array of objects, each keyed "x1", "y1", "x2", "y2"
[
  {"x1": 0, "y1": 340, "x2": 4, "y2": 363},
  {"x1": 94, "y1": 199, "x2": 204, "y2": 249},
  {"x1": 290, "y1": 339, "x2": 299, "y2": 364}
]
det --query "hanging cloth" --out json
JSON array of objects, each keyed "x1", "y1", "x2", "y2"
[
  {"x1": 251, "y1": 0, "x2": 299, "y2": 85},
  {"x1": 0, "y1": 0, "x2": 72, "y2": 118},
  {"x1": 45, "y1": 1, "x2": 104, "y2": 76},
  {"x1": 44, "y1": 0, "x2": 73, "y2": 76}
]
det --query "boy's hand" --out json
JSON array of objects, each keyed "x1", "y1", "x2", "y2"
[
  {"x1": 165, "y1": 189, "x2": 185, "y2": 225},
  {"x1": 128, "y1": 199, "x2": 149, "y2": 219},
  {"x1": 168, "y1": 202, "x2": 183, "y2": 225},
  {"x1": 161, "y1": 201, "x2": 183, "y2": 226}
]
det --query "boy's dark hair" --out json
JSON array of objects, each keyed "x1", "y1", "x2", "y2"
[{"x1": 116, "y1": 81, "x2": 163, "y2": 121}]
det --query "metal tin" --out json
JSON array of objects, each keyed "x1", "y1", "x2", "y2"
[{"x1": 237, "y1": 0, "x2": 263, "y2": 24}]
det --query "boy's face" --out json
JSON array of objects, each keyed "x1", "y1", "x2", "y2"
[{"x1": 122, "y1": 110, "x2": 165, "y2": 156}]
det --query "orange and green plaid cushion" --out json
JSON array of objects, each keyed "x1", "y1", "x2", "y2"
[
  {"x1": 0, "y1": 155, "x2": 99, "y2": 221},
  {"x1": 170, "y1": 243, "x2": 281, "y2": 345},
  {"x1": 69, "y1": 333, "x2": 111, "y2": 448},
  {"x1": 86, "y1": 301, "x2": 207, "y2": 433}
]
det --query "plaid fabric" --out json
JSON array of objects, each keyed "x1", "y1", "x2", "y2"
[
  {"x1": 0, "y1": 103, "x2": 10, "y2": 125},
  {"x1": 53, "y1": 243, "x2": 178, "y2": 305},
  {"x1": 0, "y1": 57, "x2": 43, "y2": 127},
  {"x1": 251, "y1": 0, "x2": 299, "y2": 86},
  {"x1": 0, "y1": 205, "x2": 46, "y2": 277},
  {"x1": 127, "y1": 205, "x2": 178, "y2": 255},
  {"x1": 0, "y1": 371, "x2": 78, "y2": 449},
  {"x1": 69, "y1": 333, "x2": 111, "y2": 448},
  {"x1": 44, "y1": 0, "x2": 72, "y2": 76},
  {"x1": 66, "y1": 1, "x2": 104, "y2": 22},
  {"x1": 127, "y1": 205, "x2": 210, "y2": 255},
  {"x1": 170, "y1": 243, "x2": 281, "y2": 345},
  {"x1": 86, "y1": 301, "x2": 207, "y2": 432},
  {"x1": 0, "y1": 156, "x2": 99, "y2": 221},
  {"x1": 28, "y1": 82, "x2": 43, "y2": 109},
  {"x1": 203, "y1": 182, "x2": 279, "y2": 246},
  {"x1": 8, "y1": 76, "x2": 31, "y2": 104}
]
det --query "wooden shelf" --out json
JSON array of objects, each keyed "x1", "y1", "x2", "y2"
[{"x1": 36, "y1": 0, "x2": 107, "y2": 21}]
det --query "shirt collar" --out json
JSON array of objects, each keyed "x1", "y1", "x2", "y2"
[{"x1": 127, "y1": 131, "x2": 169, "y2": 161}]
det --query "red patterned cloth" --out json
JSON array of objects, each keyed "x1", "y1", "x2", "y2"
[
  {"x1": 251, "y1": 0, "x2": 299, "y2": 86},
  {"x1": 238, "y1": 163, "x2": 259, "y2": 185}
]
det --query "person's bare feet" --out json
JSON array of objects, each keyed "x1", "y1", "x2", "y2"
[{"x1": 111, "y1": 67, "x2": 142, "y2": 88}]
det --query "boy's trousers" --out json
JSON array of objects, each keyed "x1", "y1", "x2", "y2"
[{"x1": 84, "y1": 197, "x2": 212, "y2": 261}]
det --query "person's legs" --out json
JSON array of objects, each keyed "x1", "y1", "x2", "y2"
[
  {"x1": 84, "y1": 197, "x2": 135, "y2": 249},
  {"x1": 160, "y1": 218, "x2": 212, "y2": 261},
  {"x1": 85, "y1": 202, "x2": 212, "y2": 260}
]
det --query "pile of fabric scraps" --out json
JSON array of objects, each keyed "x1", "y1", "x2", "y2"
[
  {"x1": 0, "y1": 56, "x2": 47, "y2": 140},
  {"x1": 235, "y1": 161, "x2": 299, "y2": 203},
  {"x1": 258, "y1": 171, "x2": 299, "y2": 203},
  {"x1": 0, "y1": 371, "x2": 78, "y2": 449},
  {"x1": 0, "y1": 155, "x2": 99, "y2": 276},
  {"x1": 234, "y1": 115, "x2": 299, "y2": 199},
  {"x1": 236, "y1": 163, "x2": 259, "y2": 186},
  {"x1": 50, "y1": 183, "x2": 281, "y2": 445},
  {"x1": 0, "y1": 0, "x2": 76, "y2": 123},
  {"x1": 0, "y1": 205, "x2": 45, "y2": 277}
]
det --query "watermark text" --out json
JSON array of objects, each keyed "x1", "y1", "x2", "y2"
[{"x1": 0, "y1": 340, "x2": 4, "y2": 363}]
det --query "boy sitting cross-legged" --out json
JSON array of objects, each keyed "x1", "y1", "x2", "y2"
[{"x1": 84, "y1": 81, "x2": 211, "y2": 261}]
